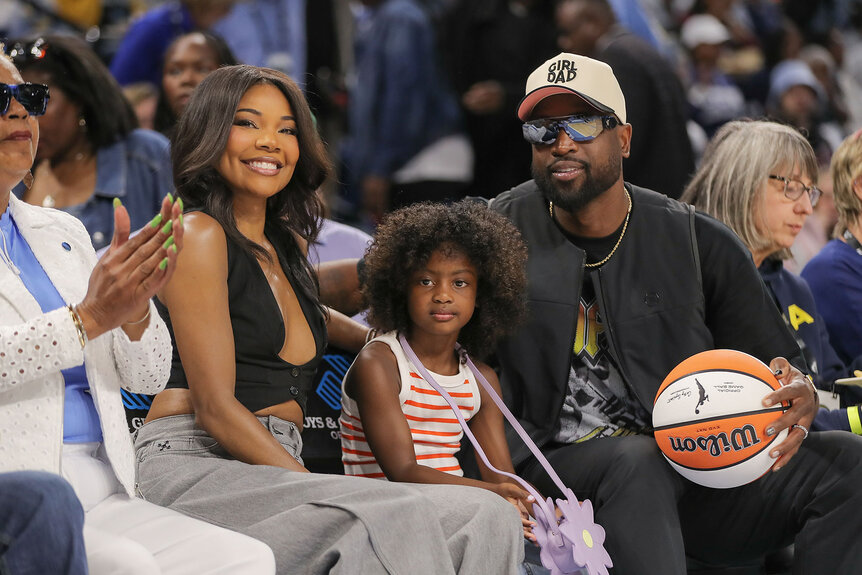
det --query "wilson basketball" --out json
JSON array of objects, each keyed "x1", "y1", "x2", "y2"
[{"x1": 652, "y1": 350, "x2": 789, "y2": 489}]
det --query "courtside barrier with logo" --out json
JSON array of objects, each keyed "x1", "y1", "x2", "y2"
[{"x1": 123, "y1": 347, "x2": 354, "y2": 475}]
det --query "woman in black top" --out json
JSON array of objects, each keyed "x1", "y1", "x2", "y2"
[{"x1": 134, "y1": 65, "x2": 524, "y2": 574}]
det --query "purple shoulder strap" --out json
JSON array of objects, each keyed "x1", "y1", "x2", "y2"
[{"x1": 397, "y1": 334, "x2": 568, "y2": 518}]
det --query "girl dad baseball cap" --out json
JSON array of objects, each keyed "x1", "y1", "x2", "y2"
[{"x1": 517, "y1": 53, "x2": 627, "y2": 123}]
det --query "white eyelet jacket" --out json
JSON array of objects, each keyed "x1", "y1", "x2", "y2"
[{"x1": 0, "y1": 194, "x2": 171, "y2": 496}]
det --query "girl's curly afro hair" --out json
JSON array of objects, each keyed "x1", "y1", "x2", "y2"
[{"x1": 362, "y1": 201, "x2": 527, "y2": 359}]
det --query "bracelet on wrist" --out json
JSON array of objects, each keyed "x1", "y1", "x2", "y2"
[
  {"x1": 365, "y1": 328, "x2": 378, "y2": 344},
  {"x1": 67, "y1": 304, "x2": 88, "y2": 349},
  {"x1": 124, "y1": 305, "x2": 151, "y2": 326}
]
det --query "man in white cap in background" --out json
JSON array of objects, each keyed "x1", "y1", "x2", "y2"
[
  {"x1": 488, "y1": 51, "x2": 862, "y2": 574},
  {"x1": 679, "y1": 14, "x2": 747, "y2": 141}
]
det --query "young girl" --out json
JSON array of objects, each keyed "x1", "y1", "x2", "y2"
[{"x1": 340, "y1": 201, "x2": 535, "y2": 538}]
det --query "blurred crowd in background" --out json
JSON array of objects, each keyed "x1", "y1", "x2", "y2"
[{"x1": 2, "y1": 0, "x2": 861, "y2": 272}]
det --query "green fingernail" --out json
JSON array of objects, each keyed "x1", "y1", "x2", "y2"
[
  {"x1": 179, "y1": 213, "x2": 183, "y2": 226},
  {"x1": 159, "y1": 257, "x2": 168, "y2": 271},
  {"x1": 177, "y1": 196, "x2": 184, "y2": 210},
  {"x1": 171, "y1": 244, "x2": 178, "y2": 254},
  {"x1": 166, "y1": 192, "x2": 174, "y2": 204},
  {"x1": 113, "y1": 197, "x2": 122, "y2": 209},
  {"x1": 149, "y1": 214, "x2": 163, "y2": 228},
  {"x1": 163, "y1": 236, "x2": 175, "y2": 250},
  {"x1": 161, "y1": 220, "x2": 173, "y2": 235}
]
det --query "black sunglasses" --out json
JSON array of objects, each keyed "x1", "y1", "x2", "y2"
[
  {"x1": 0, "y1": 83, "x2": 50, "y2": 116},
  {"x1": 522, "y1": 115, "x2": 619, "y2": 145}
]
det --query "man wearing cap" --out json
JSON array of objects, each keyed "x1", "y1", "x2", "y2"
[
  {"x1": 489, "y1": 52, "x2": 862, "y2": 573},
  {"x1": 680, "y1": 14, "x2": 746, "y2": 138}
]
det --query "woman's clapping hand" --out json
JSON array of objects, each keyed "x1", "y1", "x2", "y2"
[{"x1": 76, "y1": 194, "x2": 184, "y2": 340}]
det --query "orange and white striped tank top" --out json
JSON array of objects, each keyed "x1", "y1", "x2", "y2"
[{"x1": 340, "y1": 331, "x2": 481, "y2": 478}]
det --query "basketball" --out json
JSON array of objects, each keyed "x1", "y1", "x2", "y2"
[{"x1": 652, "y1": 350, "x2": 790, "y2": 489}]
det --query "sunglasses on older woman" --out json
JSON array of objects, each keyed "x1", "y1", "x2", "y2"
[{"x1": 0, "y1": 83, "x2": 50, "y2": 117}]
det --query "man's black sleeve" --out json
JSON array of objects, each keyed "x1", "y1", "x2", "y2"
[{"x1": 696, "y1": 212, "x2": 809, "y2": 374}]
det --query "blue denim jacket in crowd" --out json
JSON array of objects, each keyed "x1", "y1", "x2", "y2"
[
  {"x1": 345, "y1": 0, "x2": 462, "y2": 184},
  {"x1": 14, "y1": 129, "x2": 173, "y2": 252},
  {"x1": 212, "y1": 0, "x2": 306, "y2": 84}
]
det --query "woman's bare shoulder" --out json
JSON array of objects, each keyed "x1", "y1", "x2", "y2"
[
  {"x1": 183, "y1": 211, "x2": 223, "y2": 236},
  {"x1": 160, "y1": 212, "x2": 228, "y2": 303},
  {"x1": 181, "y1": 212, "x2": 227, "y2": 259}
]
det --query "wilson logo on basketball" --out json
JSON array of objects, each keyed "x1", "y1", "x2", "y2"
[{"x1": 667, "y1": 424, "x2": 761, "y2": 457}]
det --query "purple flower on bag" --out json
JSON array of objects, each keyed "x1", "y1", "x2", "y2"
[
  {"x1": 558, "y1": 494, "x2": 612, "y2": 575},
  {"x1": 532, "y1": 489, "x2": 612, "y2": 575}
]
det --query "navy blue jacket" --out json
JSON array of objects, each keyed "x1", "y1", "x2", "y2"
[{"x1": 759, "y1": 258, "x2": 862, "y2": 431}]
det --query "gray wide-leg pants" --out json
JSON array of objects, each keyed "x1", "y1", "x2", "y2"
[{"x1": 134, "y1": 414, "x2": 523, "y2": 575}]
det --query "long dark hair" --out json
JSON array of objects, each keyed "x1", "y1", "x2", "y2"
[
  {"x1": 11, "y1": 34, "x2": 137, "y2": 149},
  {"x1": 172, "y1": 64, "x2": 331, "y2": 312},
  {"x1": 153, "y1": 31, "x2": 238, "y2": 135}
]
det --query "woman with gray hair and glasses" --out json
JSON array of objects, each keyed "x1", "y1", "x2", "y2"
[{"x1": 682, "y1": 119, "x2": 862, "y2": 433}]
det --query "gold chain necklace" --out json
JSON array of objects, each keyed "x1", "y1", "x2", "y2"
[{"x1": 549, "y1": 188, "x2": 632, "y2": 268}]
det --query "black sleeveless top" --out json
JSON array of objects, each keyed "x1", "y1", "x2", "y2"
[{"x1": 156, "y1": 226, "x2": 327, "y2": 414}]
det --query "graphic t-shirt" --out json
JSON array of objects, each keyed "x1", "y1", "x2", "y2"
[
  {"x1": 551, "y1": 218, "x2": 649, "y2": 443},
  {"x1": 554, "y1": 275, "x2": 650, "y2": 443}
]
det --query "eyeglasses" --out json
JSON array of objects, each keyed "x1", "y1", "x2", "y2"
[
  {"x1": 4, "y1": 38, "x2": 47, "y2": 63},
  {"x1": 768, "y1": 174, "x2": 821, "y2": 207},
  {"x1": 0, "y1": 83, "x2": 50, "y2": 116},
  {"x1": 522, "y1": 115, "x2": 619, "y2": 145}
]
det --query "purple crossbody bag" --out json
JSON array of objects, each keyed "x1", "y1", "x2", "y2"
[{"x1": 398, "y1": 334, "x2": 613, "y2": 575}]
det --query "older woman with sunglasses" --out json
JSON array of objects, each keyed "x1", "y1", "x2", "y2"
[
  {"x1": 7, "y1": 35, "x2": 173, "y2": 252},
  {"x1": 803, "y1": 131, "x2": 862, "y2": 383},
  {"x1": 0, "y1": 51, "x2": 275, "y2": 573},
  {"x1": 683, "y1": 120, "x2": 862, "y2": 432}
]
